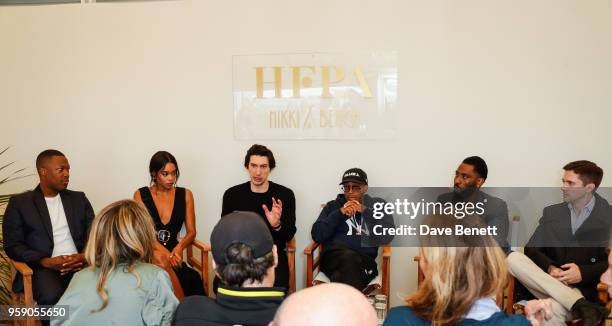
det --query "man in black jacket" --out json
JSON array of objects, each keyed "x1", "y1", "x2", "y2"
[
  {"x1": 516, "y1": 160, "x2": 610, "y2": 326},
  {"x1": 437, "y1": 156, "x2": 510, "y2": 253},
  {"x1": 220, "y1": 144, "x2": 296, "y2": 291},
  {"x1": 311, "y1": 168, "x2": 394, "y2": 291},
  {"x1": 3, "y1": 149, "x2": 95, "y2": 306}
]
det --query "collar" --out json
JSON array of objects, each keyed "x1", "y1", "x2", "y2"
[
  {"x1": 464, "y1": 297, "x2": 500, "y2": 321},
  {"x1": 217, "y1": 286, "x2": 285, "y2": 298},
  {"x1": 568, "y1": 194, "x2": 596, "y2": 215},
  {"x1": 216, "y1": 285, "x2": 285, "y2": 311}
]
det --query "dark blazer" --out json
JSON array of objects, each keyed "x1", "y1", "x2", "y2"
[
  {"x1": 525, "y1": 192, "x2": 611, "y2": 301},
  {"x1": 437, "y1": 190, "x2": 510, "y2": 254},
  {"x1": 2, "y1": 185, "x2": 95, "y2": 290}
]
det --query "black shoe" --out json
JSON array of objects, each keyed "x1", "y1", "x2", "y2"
[{"x1": 570, "y1": 298, "x2": 610, "y2": 326}]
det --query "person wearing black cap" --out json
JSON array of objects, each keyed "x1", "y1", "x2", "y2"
[
  {"x1": 173, "y1": 211, "x2": 285, "y2": 326},
  {"x1": 310, "y1": 168, "x2": 395, "y2": 291}
]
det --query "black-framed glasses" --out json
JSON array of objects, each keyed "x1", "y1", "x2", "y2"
[{"x1": 341, "y1": 184, "x2": 362, "y2": 192}]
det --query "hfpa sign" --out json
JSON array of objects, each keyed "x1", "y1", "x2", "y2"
[{"x1": 232, "y1": 52, "x2": 397, "y2": 140}]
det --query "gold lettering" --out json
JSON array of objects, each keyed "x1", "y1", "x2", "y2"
[
  {"x1": 281, "y1": 110, "x2": 299, "y2": 128},
  {"x1": 353, "y1": 65, "x2": 372, "y2": 98},
  {"x1": 321, "y1": 66, "x2": 345, "y2": 98},
  {"x1": 302, "y1": 107, "x2": 314, "y2": 128},
  {"x1": 320, "y1": 108, "x2": 331, "y2": 127},
  {"x1": 256, "y1": 66, "x2": 283, "y2": 98},
  {"x1": 292, "y1": 66, "x2": 316, "y2": 98},
  {"x1": 269, "y1": 111, "x2": 277, "y2": 128}
]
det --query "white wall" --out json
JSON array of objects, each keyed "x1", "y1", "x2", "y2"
[{"x1": 1, "y1": 0, "x2": 612, "y2": 307}]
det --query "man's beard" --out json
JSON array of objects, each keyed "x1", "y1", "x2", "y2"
[{"x1": 454, "y1": 184, "x2": 479, "y2": 199}]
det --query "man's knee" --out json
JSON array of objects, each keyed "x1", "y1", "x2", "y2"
[
  {"x1": 34, "y1": 283, "x2": 65, "y2": 305},
  {"x1": 33, "y1": 269, "x2": 68, "y2": 305}
]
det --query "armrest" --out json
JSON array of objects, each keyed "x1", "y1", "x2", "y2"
[
  {"x1": 382, "y1": 245, "x2": 391, "y2": 258},
  {"x1": 191, "y1": 239, "x2": 211, "y2": 252},
  {"x1": 303, "y1": 241, "x2": 320, "y2": 256},
  {"x1": 597, "y1": 282, "x2": 609, "y2": 304},
  {"x1": 287, "y1": 238, "x2": 296, "y2": 253},
  {"x1": 12, "y1": 260, "x2": 33, "y2": 276}
]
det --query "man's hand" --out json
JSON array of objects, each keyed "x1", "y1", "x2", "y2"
[
  {"x1": 60, "y1": 254, "x2": 85, "y2": 275},
  {"x1": 548, "y1": 265, "x2": 567, "y2": 285},
  {"x1": 340, "y1": 200, "x2": 364, "y2": 217},
  {"x1": 548, "y1": 265, "x2": 563, "y2": 277},
  {"x1": 525, "y1": 299, "x2": 553, "y2": 326},
  {"x1": 262, "y1": 197, "x2": 283, "y2": 229},
  {"x1": 558, "y1": 263, "x2": 582, "y2": 285},
  {"x1": 40, "y1": 256, "x2": 67, "y2": 271}
]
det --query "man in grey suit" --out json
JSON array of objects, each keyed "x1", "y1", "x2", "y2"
[{"x1": 3, "y1": 150, "x2": 95, "y2": 307}]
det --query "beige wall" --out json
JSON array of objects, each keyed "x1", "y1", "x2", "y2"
[{"x1": 1, "y1": 0, "x2": 612, "y2": 307}]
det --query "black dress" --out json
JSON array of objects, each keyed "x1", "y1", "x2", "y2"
[{"x1": 138, "y1": 186, "x2": 205, "y2": 296}]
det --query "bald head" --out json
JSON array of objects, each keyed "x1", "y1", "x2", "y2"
[{"x1": 271, "y1": 283, "x2": 377, "y2": 326}]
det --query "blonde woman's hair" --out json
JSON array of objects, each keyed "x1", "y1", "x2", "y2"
[
  {"x1": 406, "y1": 215, "x2": 508, "y2": 325},
  {"x1": 84, "y1": 199, "x2": 157, "y2": 312}
]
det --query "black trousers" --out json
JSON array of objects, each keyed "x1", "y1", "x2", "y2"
[
  {"x1": 320, "y1": 243, "x2": 377, "y2": 291},
  {"x1": 31, "y1": 267, "x2": 72, "y2": 305},
  {"x1": 175, "y1": 263, "x2": 206, "y2": 297},
  {"x1": 31, "y1": 268, "x2": 73, "y2": 326}
]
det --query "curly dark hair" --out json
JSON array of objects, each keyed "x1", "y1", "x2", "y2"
[
  {"x1": 215, "y1": 243, "x2": 275, "y2": 287},
  {"x1": 244, "y1": 144, "x2": 276, "y2": 169}
]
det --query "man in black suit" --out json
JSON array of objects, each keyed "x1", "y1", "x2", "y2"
[
  {"x1": 437, "y1": 156, "x2": 510, "y2": 253},
  {"x1": 3, "y1": 149, "x2": 95, "y2": 306},
  {"x1": 513, "y1": 160, "x2": 610, "y2": 326}
]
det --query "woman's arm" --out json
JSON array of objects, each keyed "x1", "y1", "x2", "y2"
[{"x1": 170, "y1": 189, "x2": 197, "y2": 267}]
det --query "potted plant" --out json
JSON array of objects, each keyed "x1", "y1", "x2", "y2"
[{"x1": 0, "y1": 147, "x2": 33, "y2": 304}]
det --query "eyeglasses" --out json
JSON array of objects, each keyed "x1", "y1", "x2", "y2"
[{"x1": 341, "y1": 184, "x2": 363, "y2": 192}]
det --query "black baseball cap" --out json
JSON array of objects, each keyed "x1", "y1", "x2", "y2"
[
  {"x1": 340, "y1": 168, "x2": 368, "y2": 185},
  {"x1": 211, "y1": 211, "x2": 274, "y2": 264}
]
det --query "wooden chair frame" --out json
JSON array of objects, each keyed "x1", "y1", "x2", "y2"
[
  {"x1": 304, "y1": 241, "x2": 391, "y2": 297},
  {"x1": 9, "y1": 258, "x2": 37, "y2": 326},
  {"x1": 185, "y1": 237, "x2": 296, "y2": 295}
]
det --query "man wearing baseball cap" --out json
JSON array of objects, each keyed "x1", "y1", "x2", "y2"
[
  {"x1": 310, "y1": 168, "x2": 395, "y2": 291},
  {"x1": 173, "y1": 211, "x2": 285, "y2": 326}
]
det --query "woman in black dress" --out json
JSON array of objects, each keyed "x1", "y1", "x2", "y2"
[{"x1": 134, "y1": 151, "x2": 204, "y2": 297}]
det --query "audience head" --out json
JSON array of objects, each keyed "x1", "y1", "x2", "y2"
[
  {"x1": 212, "y1": 211, "x2": 277, "y2": 287},
  {"x1": 454, "y1": 156, "x2": 487, "y2": 198},
  {"x1": 36, "y1": 149, "x2": 69, "y2": 192},
  {"x1": 409, "y1": 215, "x2": 507, "y2": 325},
  {"x1": 339, "y1": 168, "x2": 368, "y2": 202},
  {"x1": 562, "y1": 160, "x2": 603, "y2": 203},
  {"x1": 244, "y1": 144, "x2": 275, "y2": 187},
  {"x1": 84, "y1": 199, "x2": 157, "y2": 312},
  {"x1": 149, "y1": 151, "x2": 180, "y2": 189},
  {"x1": 271, "y1": 283, "x2": 377, "y2": 326}
]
